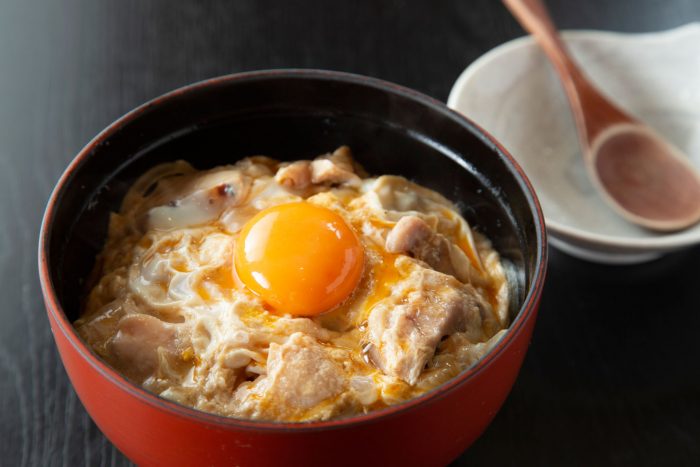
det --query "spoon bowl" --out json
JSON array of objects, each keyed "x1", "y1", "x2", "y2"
[
  {"x1": 503, "y1": 0, "x2": 700, "y2": 232},
  {"x1": 590, "y1": 123, "x2": 700, "y2": 231}
]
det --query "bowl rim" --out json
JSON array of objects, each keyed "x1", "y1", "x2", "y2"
[
  {"x1": 447, "y1": 24, "x2": 700, "y2": 253},
  {"x1": 38, "y1": 68, "x2": 548, "y2": 432}
]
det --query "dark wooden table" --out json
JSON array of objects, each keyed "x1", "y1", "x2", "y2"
[{"x1": 2, "y1": 1, "x2": 699, "y2": 465}]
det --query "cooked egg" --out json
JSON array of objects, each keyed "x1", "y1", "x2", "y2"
[
  {"x1": 75, "y1": 147, "x2": 510, "y2": 422},
  {"x1": 234, "y1": 202, "x2": 365, "y2": 316}
]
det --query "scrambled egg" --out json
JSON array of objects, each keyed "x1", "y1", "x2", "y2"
[{"x1": 75, "y1": 146, "x2": 509, "y2": 422}]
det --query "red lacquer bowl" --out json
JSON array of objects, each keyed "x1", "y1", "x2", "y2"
[{"x1": 39, "y1": 70, "x2": 547, "y2": 467}]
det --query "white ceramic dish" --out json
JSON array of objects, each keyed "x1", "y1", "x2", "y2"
[{"x1": 448, "y1": 23, "x2": 700, "y2": 264}]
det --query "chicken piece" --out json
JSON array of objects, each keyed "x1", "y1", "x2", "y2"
[
  {"x1": 385, "y1": 215, "x2": 487, "y2": 286},
  {"x1": 385, "y1": 215, "x2": 433, "y2": 254},
  {"x1": 147, "y1": 169, "x2": 251, "y2": 230},
  {"x1": 310, "y1": 146, "x2": 361, "y2": 186},
  {"x1": 75, "y1": 296, "x2": 141, "y2": 352},
  {"x1": 107, "y1": 314, "x2": 178, "y2": 382},
  {"x1": 235, "y1": 333, "x2": 346, "y2": 420},
  {"x1": 367, "y1": 258, "x2": 487, "y2": 385},
  {"x1": 274, "y1": 160, "x2": 312, "y2": 190}
]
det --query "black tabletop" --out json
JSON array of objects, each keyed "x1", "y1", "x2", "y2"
[{"x1": 2, "y1": 1, "x2": 700, "y2": 465}]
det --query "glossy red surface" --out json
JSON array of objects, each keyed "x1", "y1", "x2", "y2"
[
  {"x1": 44, "y1": 296, "x2": 539, "y2": 467},
  {"x1": 39, "y1": 70, "x2": 547, "y2": 467}
]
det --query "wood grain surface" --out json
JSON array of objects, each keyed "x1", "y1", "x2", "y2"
[{"x1": 1, "y1": 1, "x2": 699, "y2": 465}]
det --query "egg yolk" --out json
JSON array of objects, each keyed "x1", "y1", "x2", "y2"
[{"x1": 234, "y1": 202, "x2": 364, "y2": 316}]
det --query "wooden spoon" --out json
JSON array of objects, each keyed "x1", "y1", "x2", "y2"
[{"x1": 503, "y1": 0, "x2": 700, "y2": 231}]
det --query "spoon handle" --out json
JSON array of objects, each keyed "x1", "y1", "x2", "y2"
[{"x1": 502, "y1": 0, "x2": 631, "y2": 147}]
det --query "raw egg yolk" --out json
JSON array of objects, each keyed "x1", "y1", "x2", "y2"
[{"x1": 234, "y1": 202, "x2": 364, "y2": 316}]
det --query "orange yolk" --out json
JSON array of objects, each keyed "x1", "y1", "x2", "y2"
[{"x1": 234, "y1": 202, "x2": 364, "y2": 316}]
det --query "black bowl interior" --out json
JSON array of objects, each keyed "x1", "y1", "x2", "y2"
[{"x1": 46, "y1": 71, "x2": 539, "y2": 323}]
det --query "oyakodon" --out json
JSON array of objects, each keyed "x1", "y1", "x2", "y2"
[{"x1": 75, "y1": 146, "x2": 509, "y2": 422}]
